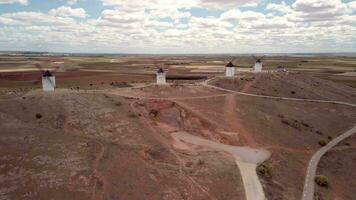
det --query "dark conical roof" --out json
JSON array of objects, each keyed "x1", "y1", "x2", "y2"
[
  {"x1": 43, "y1": 70, "x2": 53, "y2": 77},
  {"x1": 157, "y1": 68, "x2": 165, "y2": 73},
  {"x1": 226, "y1": 62, "x2": 234, "y2": 68}
]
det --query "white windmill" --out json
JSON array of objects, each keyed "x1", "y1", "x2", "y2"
[
  {"x1": 252, "y1": 56, "x2": 265, "y2": 73},
  {"x1": 225, "y1": 58, "x2": 236, "y2": 77},
  {"x1": 156, "y1": 67, "x2": 166, "y2": 85},
  {"x1": 36, "y1": 64, "x2": 56, "y2": 91}
]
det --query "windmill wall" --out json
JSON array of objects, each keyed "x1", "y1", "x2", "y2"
[
  {"x1": 156, "y1": 72, "x2": 166, "y2": 85},
  {"x1": 254, "y1": 62, "x2": 263, "y2": 72},
  {"x1": 226, "y1": 67, "x2": 235, "y2": 77},
  {"x1": 42, "y1": 76, "x2": 56, "y2": 91}
]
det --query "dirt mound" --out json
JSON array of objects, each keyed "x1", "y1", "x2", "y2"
[
  {"x1": 211, "y1": 72, "x2": 356, "y2": 104},
  {"x1": 0, "y1": 90, "x2": 245, "y2": 200},
  {"x1": 140, "y1": 99, "x2": 241, "y2": 146}
]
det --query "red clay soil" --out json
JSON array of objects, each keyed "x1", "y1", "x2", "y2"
[
  {"x1": 141, "y1": 99, "x2": 241, "y2": 146},
  {"x1": 223, "y1": 94, "x2": 257, "y2": 147}
]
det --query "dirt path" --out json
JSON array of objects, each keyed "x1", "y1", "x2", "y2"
[
  {"x1": 203, "y1": 77, "x2": 356, "y2": 108},
  {"x1": 91, "y1": 140, "x2": 105, "y2": 200},
  {"x1": 172, "y1": 131, "x2": 270, "y2": 200},
  {"x1": 240, "y1": 74, "x2": 260, "y2": 93},
  {"x1": 224, "y1": 94, "x2": 258, "y2": 147}
]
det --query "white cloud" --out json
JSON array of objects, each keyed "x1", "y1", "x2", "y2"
[
  {"x1": 198, "y1": 0, "x2": 260, "y2": 10},
  {"x1": 67, "y1": 0, "x2": 78, "y2": 5},
  {"x1": 149, "y1": 8, "x2": 191, "y2": 20},
  {"x1": 348, "y1": 1, "x2": 356, "y2": 11},
  {"x1": 291, "y1": 0, "x2": 352, "y2": 22},
  {"x1": 0, "y1": 0, "x2": 355, "y2": 53},
  {"x1": 0, "y1": 0, "x2": 27, "y2": 5},
  {"x1": 266, "y1": 1, "x2": 292, "y2": 14},
  {"x1": 100, "y1": 0, "x2": 260, "y2": 10},
  {"x1": 0, "y1": 11, "x2": 77, "y2": 26},
  {"x1": 221, "y1": 9, "x2": 265, "y2": 21},
  {"x1": 49, "y1": 6, "x2": 87, "y2": 18}
]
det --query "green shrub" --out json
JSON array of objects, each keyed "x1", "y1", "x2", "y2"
[
  {"x1": 35, "y1": 113, "x2": 42, "y2": 119},
  {"x1": 318, "y1": 140, "x2": 327, "y2": 146},
  {"x1": 257, "y1": 164, "x2": 271, "y2": 178},
  {"x1": 315, "y1": 175, "x2": 328, "y2": 187}
]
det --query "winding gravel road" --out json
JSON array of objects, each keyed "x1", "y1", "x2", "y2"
[{"x1": 301, "y1": 126, "x2": 356, "y2": 200}]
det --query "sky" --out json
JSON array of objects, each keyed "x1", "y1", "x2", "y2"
[{"x1": 0, "y1": 0, "x2": 355, "y2": 54}]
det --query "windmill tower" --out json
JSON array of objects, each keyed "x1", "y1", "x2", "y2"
[
  {"x1": 156, "y1": 67, "x2": 166, "y2": 85},
  {"x1": 225, "y1": 58, "x2": 236, "y2": 77},
  {"x1": 36, "y1": 64, "x2": 56, "y2": 91},
  {"x1": 42, "y1": 70, "x2": 56, "y2": 91},
  {"x1": 252, "y1": 56, "x2": 265, "y2": 73}
]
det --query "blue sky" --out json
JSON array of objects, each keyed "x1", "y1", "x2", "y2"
[{"x1": 0, "y1": 0, "x2": 355, "y2": 53}]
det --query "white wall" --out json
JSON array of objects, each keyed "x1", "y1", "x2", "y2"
[
  {"x1": 156, "y1": 73, "x2": 166, "y2": 85},
  {"x1": 226, "y1": 67, "x2": 235, "y2": 77},
  {"x1": 42, "y1": 76, "x2": 56, "y2": 91},
  {"x1": 254, "y1": 62, "x2": 263, "y2": 72}
]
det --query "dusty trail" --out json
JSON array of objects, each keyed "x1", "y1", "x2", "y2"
[
  {"x1": 172, "y1": 131, "x2": 270, "y2": 200},
  {"x1": 240, "y1": 74, "x2": 261, "y2": 93},
  {"x1": 203, "y1": 77, "x2": 356, "y2": 108},
  {"x1": 63, "y1": 115, "x2": 106, "y2": 199},
  {"x1": 91, "y1": 140, "x2": 105, "y2": 200},
  {"x1": 224, "y1": 94, "x2": 258, "y2": 147}
]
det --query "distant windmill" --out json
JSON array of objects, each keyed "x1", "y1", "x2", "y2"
[
  {"x1": 154, "y1": 61, "x2": 167, "y2": 85},
  {"x1": 252, "y1": 55, "x2": 265, "y2": 73},
  {"x1": 36, "y1": 64, "x2": 56, "y2": 92},
  {"x1": 225, "y1": 58, "x2": 236, "y2": 77}
]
